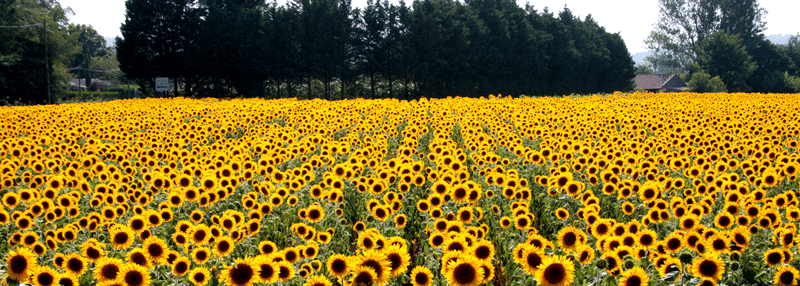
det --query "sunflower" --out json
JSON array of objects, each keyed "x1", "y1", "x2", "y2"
[
  {"x1": 575, "y1": 244, "x2": 595, "y2": 266},
  {"x1": 189, "y1": 267, "x2": 211, "y2": 286},
  {"x1": 765, "y1": 248, "x2": 785, "y2": 267},
  {"x1": 4, "y1": 247, "x2": 36, "y2": 282},
  {"x1": 637, "y1": 229, "x2": 658, "y2": 248},
  {"x1": 410, "y1": 265, "x2": 434, "y2": 286},
  {"x1": 350, "y1": 265, "x2": 378, "y2": 286},
  {"x1": 555, "y1": 208, "x2": 569, "y2": 220},
  {"x1": 63, "y1": 253, "x2": 87, "y2": 277},
  {"x1": 172, "y1": 256, "x2": 191, "y2": 277},
  {"x1": 471, "y1": 240, "x2": 495, "y2": 262},
  {"x1": 383, "y1": 244, "x2": 411, "y2": 278},
  {"x1": 246, "y1": 257, "x2": 272, "y2": 283},
  {"x1": 192, "y1": 246, "x2": 212, "y2": 265},
  {"x1": 619, "y1": 266, "x2": 649, "y2": 286},
  {"x1": 326, "y1": 254, "x2": 350, "y2": 278},
  {"x1": 518, "y1": 245, "x2": 545, "y2": 275},
  {"x1": 142, "y1": 237, "x2": 169, "y2": 265},
  {"x1": 663, "y1": 233, "x2": 684, "y2": 254},
  {"x1": 110, "y1": 226, "x2": 135, "y2": 250},
  {"x1": 94, "y1": 257, "x2": 124, "y2": 283},
  {"x1": 445, "y1": 255, "x2": 485, "y2": 286},
  {"x1": 259, "y1": 240, "x2": 278, "y2": 256},
  {"x1": 355, "y1": 249, "x2": 391, "y2": 284},
  {"x1": 657, "y1": 256, "x2": 681, "y2": 279},
  {"x1": 189, "y1": 224, "x2": 211, "y2": 245},
  {"x1": 621, "y1": 202, "x2": 635, "y2": 215},
  {"x1": 220, "y1": 256, "x2": 258, "y2": 286},
  {"x1": 306, "y1": 204, "x2": 325, "y2": 223},
  {"x1": 56, "y1": 274, "x2": 78, "y2": 286},
  {"x1": 304, "y1": 274, "x2": 332, "y2": 286},
  {"x1": 775, "y1": 265, "x2": 800, "y2": 286},
  {"x1": 536, "y1": 255, "x2": 575, "y2": 286},
  {"x1": 276, "y1": 261, "x2": 295, "y2": 282},
  {"x1": 214, "y1": 236, "x2": 235, "y2": 257},
  {"x1": 691, "y1": 254, "x2": 725, "y2": 281},
  {"x1": 119, "y1": 263, "x2": 151, "y2": 286},
  {"x1": 30, "y1": 265, "x2": 59, "y2": 286},
  {"x1": 557, "y1": 226, "x2": 585, "y2": 253},
  {"x1": 680, "y1": 215, "x2": 700, "y2": 231}
]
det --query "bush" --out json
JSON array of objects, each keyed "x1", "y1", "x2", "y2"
[
  {"x1": 62, "y1": 91, "x2": 119, "y2": 103},
  {"x1": 786, "y1": 72, "x2": 800, "y2": 93},
  {"x1": 688, "y1": 71, "x2": 727, "y2": 93}
]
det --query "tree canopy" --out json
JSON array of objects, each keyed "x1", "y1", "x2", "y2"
[{"x1": 117, "y1": 0, "x2": 636, "y2": 99}]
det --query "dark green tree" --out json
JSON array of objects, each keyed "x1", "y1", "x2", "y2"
[
  {"x1": 697, "y1": 31, "x2": 757, "y2": 92},
  {"x1": 117, "y1": 0, "x2": 203, "y2": 97},
  {"x1": 67, "y1": 24, "x2": 106, "y2": 88},
  {"x1": 0, "y1": 0, "x2": 77, "y2": 104}
]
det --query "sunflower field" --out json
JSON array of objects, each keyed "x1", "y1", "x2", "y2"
[{"x1": 2, "y1": 92, "x2": 800, "y2": 286}]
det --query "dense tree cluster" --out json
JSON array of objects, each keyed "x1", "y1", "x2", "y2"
[
  {"x1": 117, "y1": 0, "x2": 636, "y2": 99},
  {"x1": 645, "y1": 0, "x2": 800, "y2": 93}
]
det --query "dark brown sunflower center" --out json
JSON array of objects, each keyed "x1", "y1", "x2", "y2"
[
  {"x1": 362, "y1": 259, "x2": 384, "y2": 277},
  {"x1": 780, "y1": 271, "x2": 795, "y2": 285},
  {"x1": 229, "y1": 263, "x2": 254, "y2": 285},
  {"x1": 87, "y1": 247, "x2": 101, "y2": 259},
  {"x1": 698, "y1": 260, "x2": 718, "y2": 276},
  {"x1": 174, "y1": 261, "x2": 188, "y2": 274},
  {"x1": 131, "y1": 252, "x2": 147, "y2": 266},
  {"x1": 219, "y1": 241, "x2": 231, "y2": 252},
  {"x1": 278, "y1": 266, "x2": 291, "y2": 279},
  {"x1": 195, "y1": 251, "x2": 208, "y2": 261},
  {"x1": 543, "y1": 263, "x2": 566, "y2": 284},
  {"x1": 415, "y1": 271, "x2": 430, "y2": 285},
  {"x1": 475, "y1": 246, "x2": 491, "y2": 259},
  {"x1": 67, "y1": 258, "x2": 84, "y2": 272},
  {"x1": 125, "y1": 270, "x2": 144, "y2": 286},
  {"x1": 102, "y1": 264, "x2": 120, "y2": 279},
  {"x1": 148, "y1": 244, "x2": 164, "y2": 257},
  {"x1": 194, "y1": 272, "x2": 206, "y2": 282},
  {"x1": 768, "y1": 252, "x2": 783, "y2": 264},
  {"x1": 9, "y1": 255, "x2": 27, "y2": 273},
  {"x1": 114, "y1": 233, "x2": 129, "y2": 244},
  {"x1": 259, "y1": 264, "x2": 274, "y2": 279},
  {"x1": 37, "y1": 272, "x2": 54, "y2": 286},
  {"x1": 563, "y1": 232, "x2": 577, "y2": 246},
  {"x1": 331, "y1": 259, "x2": 347, "y2": 273},
  {"x1": 668, "y1": 238, "x2": 681, "y2": 250},
  {"x1": 526, "y1": 253, "x2": 542, "y2": 268},
  {"x1": 453, "y1": 263, "x2": 477, "y2": 285},
  {"x1": 626, "y1": 275, "x2": 642, "y2": 286},
  {"x1": 353, "y1": 271, "x2": 374, "y2": 285}
]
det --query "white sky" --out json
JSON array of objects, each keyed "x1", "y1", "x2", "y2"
[{"x1": 61, "y1": 0, "x2": 799, "y2": 54}]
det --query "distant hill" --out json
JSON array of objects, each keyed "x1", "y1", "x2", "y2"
[
  {"x1": 104, "y1": 36, "x2": 115, "y2": 47},
  {"x1": 766, "y1": 34, "x2": 796, "y2": 45},
  {"x1": 631, "y1": 34, "x2": 797, "y2": 66}
]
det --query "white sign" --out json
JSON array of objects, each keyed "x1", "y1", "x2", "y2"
[{"x1": 155, "y1": 77, "x2": 170, "y2": 92}]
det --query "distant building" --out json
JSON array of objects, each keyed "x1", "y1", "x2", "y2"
[
  {"x1": 634, "y1": 74, "x2": 688, "y2": 92},
  {"x1": 69, "y1": 78, "x2": 114, "y2": 91}
]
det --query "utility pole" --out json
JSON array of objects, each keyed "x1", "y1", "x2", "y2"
[{"x1": 44, "y1": 19, "x2": 51, "y2": 104}]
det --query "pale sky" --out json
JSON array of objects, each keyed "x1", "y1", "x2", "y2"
[{"x1": 62, "y1": 0, "x2": 799, "y2": 54}]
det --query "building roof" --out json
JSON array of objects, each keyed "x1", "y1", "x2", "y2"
[{"x1": 634, "y1": 74, "x2": 685, "y2": 90}]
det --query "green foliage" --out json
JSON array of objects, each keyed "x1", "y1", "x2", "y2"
[
  {"x1": 0, "y1": 0, "x2": 79, "y2": 104},
  {"x1": 635, "y1": 64, "x2": 654, "y2": 75},
  {"x1": 688, "y1": 70, "x2": 728, "y2": 92},
  {"x1": 785, "y1": 72, "x2": 800, "y2": 93},
  {"x1": 697, "y1": 31, "x2": 757, "y2": 92},
  {"x1": 114, "y1": 0, "x2": 635, "y2": 100}
]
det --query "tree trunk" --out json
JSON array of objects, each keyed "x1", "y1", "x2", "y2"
[
  {"x1": 307, "y1": 73, "x2": 312, "y2": 99},
  {"x1": 370, "y1": 72, "x2": 376, "y2": 99}
]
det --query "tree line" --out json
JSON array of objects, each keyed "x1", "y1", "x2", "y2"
[
  {"x1": 643, "y1": 0, "x2": 800, "y2": 93},
  {"x1": 117, "y1": 0, "x2": 636, "y2": 100}
]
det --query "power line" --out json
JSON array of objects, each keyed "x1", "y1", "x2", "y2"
[{"x1": 0, "y1": 23, "x2": 42, "y2": 28}]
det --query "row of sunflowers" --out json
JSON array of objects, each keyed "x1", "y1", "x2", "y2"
[{"x1": 2, "y1": 92, "x2": 800, "y2": 286}]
